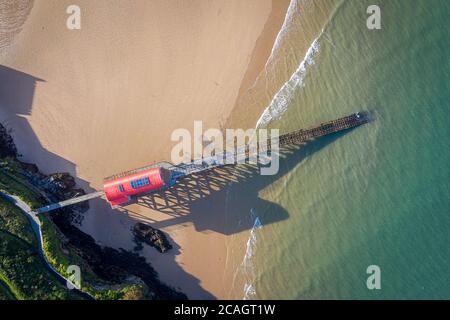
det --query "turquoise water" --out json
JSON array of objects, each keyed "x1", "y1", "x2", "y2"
[{"x1": 231, "y1": 0, "x2": 450, "y2": 299}]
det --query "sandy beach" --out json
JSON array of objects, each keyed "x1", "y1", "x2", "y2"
[{"x1": 0, "y1": 0, "x2": 290, "y2": 298}]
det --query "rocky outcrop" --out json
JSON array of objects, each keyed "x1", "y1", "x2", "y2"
[
  {"x1": 51, "y1": 215, "x2": 186, "y2": 299},
  {"x1": 0, "y1": 123, "x2": 86, "y2": 225},
  {"x1": 133, "y1": 223, "x2": 172, "y2": 253},
  {"x1": 20, "y1": 170, "x2": 89, "y2": 225},
  {"x1": 0, "y1": 122, "x2": 187, "y2": 299},
  {"x1": 42, "y1": 173, "x2": 89, "y2": 212}
]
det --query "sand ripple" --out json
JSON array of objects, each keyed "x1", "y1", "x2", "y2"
[{"x1": 0, "y1": 0, "x2": 33, "y2": 51}]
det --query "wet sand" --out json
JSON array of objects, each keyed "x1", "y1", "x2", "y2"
[{"x1": 0, "y1": 0, "x2": 290, "y2": 298}]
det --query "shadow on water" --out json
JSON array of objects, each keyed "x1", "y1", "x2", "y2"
[
  {"x1": 116, "y1": 131, "x2": 354, "y2": 299},
  {"x1": 121, "y1": 129, "x2": 353, "y2": 236},
  {"x1": 116, "y1": 129, "x2": 354, "y2": 299}
]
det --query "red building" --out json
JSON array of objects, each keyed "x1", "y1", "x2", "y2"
[{"x1": 103, "y1": 167, "x2": 172, "y2": 207}]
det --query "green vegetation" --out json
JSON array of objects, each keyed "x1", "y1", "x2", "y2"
[
  {"x1": 0, "y1": 279, "x2": 16, "y2": 300},
  {"x1": 0, "y1": 229, "x2": 81, "y2": 299},
  {"x1": 1, "y1": 155, "x2": 82, "y2": 299},
  {"x1": 0, "y1": 126, "x2": 182, "y2": 300},
  {"x1": 39, "y1": 214, "x2": 146, "y2": 300},
  {"x1": 0, "y1": 196, "x2": 36, "y2": 246},
  {"x1": 0, "y1": 156, "x2": 147, "y2": 299},
  {"x1": 0, "y1": 198, "x2": 82, "y2": 299},
  {"x1": 0, "y1": 157, "x2": 43, "y2": 209}
]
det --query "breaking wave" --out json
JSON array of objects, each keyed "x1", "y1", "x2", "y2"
[
  {"x1": 256, "y1": 36, "x2": 321, "y2": 128},
  {"x1": 241, "y1": 209, "x2": 262, "y2": 300},
  {"x1": 264, "y1": 0, "x2": 298, "y2": 68}
]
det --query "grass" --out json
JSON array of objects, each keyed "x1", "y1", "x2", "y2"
[
  {"x1": 0, "y1": 156, "x2": 147, "y2": 299},
  {"x1": 0, "y1": 197, "x2": 37, "y2": 247},
  {"x1": 39, "y1": 214, "x2": 148, "y2": 299},
  {"x1": 0, "y1": 158, "x2": 44, "y2": 210},
  {"x1": 0, "y1": 278, "x2": 16, "y2": 300},
  {"x1": 0, "y1": 228, "x2": 81, "y2": 299}
]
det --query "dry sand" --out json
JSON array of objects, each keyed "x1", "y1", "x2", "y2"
[{"x1": 0, "y1": 0, "x2": 290, "y2": 298}]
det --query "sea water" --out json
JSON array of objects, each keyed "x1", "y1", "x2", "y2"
[{"x1": 229, "y1": 0, "x2": 450, "y2": 299}]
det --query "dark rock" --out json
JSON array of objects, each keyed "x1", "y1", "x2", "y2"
[
  {"x1": 133, "y1": 223, "x2": 172, "y2": 253},
  {"x1": 0, "y1": 121, "x2": 186, "y2": 299},
  {"x1": 47, "y1": 172, "x2": 76, "y2": 191},
  {"x1": 49, "y1": 207, "x2": 185, "y2": 299}
]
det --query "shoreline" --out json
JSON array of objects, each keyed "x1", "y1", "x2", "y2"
[{"x1": 0, "y1": 0, "x2": 291, "y2": 299}]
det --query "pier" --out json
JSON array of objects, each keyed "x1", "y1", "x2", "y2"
[
  {"x1": 35, "y1": 112, "x2": 369, "y2": 214},
  {"x1": 274, "y1": 111, "x2": 368, "y2": 148}
]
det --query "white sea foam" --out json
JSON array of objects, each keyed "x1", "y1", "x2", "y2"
[
  {"x1": 236, "y1": 1, "x2": 320, "y2": 299},
  {"x1": 264, "y1": 0, "x2": 298, "y2": 68},
  {"x1": 256, "y1": 37, "x2": 321, "y2": 128},
  {"x1": 243, "y1": 283, "x2": 257, "y2": 300},
  {"x1": 243, "y1": 214, "x2": 262, "y2": 265},
  {"x1": 240, "y1": 209, "x2": 262, "y2": 300}
]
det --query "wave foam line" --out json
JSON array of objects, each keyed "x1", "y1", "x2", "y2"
[
  {"x1": 256, "y1": 36, "x2": 321, "y2": 128},
  {"x1": 241, "y1": 210, "x2": 262, "y2": 300},
  {"x1": 243, "y1": 214, "x2": 262, "y2": 266},
  {"x1": 264, "y1": 0, "x2": 298, "y2": 69}
]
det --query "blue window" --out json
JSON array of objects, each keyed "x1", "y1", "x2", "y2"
[
  {"x1": 118, "y1": 184, "x2": 124, "y2": 192},
  {"x1": 130, "y1": 177, "x2": 150, "y2": 189}
]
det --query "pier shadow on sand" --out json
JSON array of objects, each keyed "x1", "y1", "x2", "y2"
[{"x1": 0, "y1": 65, "x2": 216, "y2": 299}]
